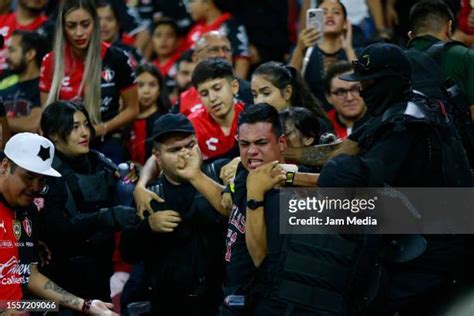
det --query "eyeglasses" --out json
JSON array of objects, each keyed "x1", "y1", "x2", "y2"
[
  {"x1": 330, "y1": 84, "x2": 361, "y2": 99},
  {"x1": 196, "y1": 45, "x2": 231, "y2": 54}
]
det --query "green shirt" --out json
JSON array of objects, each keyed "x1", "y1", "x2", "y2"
[{"x1": 407, "y1": 35, "x2": 474, "y2": 105}]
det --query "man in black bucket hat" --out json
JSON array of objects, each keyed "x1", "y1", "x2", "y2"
[{"x1": 317, "y1": 42, "x2": 472, "y2": 314}]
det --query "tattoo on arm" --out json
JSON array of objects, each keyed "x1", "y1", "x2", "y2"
[
  {"x1": 300, "y1": 149, "x2": 331, "y2": 166},
  {"x1": 44, "y1": 280, "x2": 81, "y2": 308}
]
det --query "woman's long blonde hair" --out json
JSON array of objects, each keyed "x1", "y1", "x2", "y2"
[{"x1": 45, "y1": 0, "x2": 102, "y2": 124}]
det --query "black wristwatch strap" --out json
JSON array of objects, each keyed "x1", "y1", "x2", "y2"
[{"x1": 247, "y1": 199, "x2": 264, "y2": 210}]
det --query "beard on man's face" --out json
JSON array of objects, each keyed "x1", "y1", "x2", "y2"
[
  {"x1": 19, "y1": 1, "x2": 46, "y2": 14},
  {"x1": 7, "y1": 58, "x2": 27, "y2": 74}
]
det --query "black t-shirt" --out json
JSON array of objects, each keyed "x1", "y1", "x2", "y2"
[
  {"x1": 100, "y1": 45, "x2": 137, "y2": 121},
  {"x1": 223, "y1": 165, "x2": 255, "y2": 296},
  {"x1": 120, "y1": 174, "x2": 226, "y2": 314},
  {"x1": 0, "y1": 77, "x2": 40, "y2": 117},
  {"x1": 40, "y1": 43, "x2": 137, "y2": 122},
  {"x1": 304, "y1": 47, "x2": 350, "y2": 111}
]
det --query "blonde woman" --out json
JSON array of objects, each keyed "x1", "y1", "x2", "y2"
[{"x1": 39, "y1": 0, "x2": 138, "y2": 163}]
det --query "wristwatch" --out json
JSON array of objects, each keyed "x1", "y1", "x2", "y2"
[
  {"x1": 247, "y1": 199, "x2": 264, "y2": 210},
  {"x1": 286, "y1": 171, "x2": 296, "y2": 185}
]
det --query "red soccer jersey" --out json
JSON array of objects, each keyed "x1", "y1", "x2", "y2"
[
  {"x1": 40, "y1": 42, "x2": 136, "y2": 121},
  {"x1": 179, "y1": 87, "x2": 205, "y2": 117},
  {"x1": 181, "y1": 12, "x2": 232, "y2": 52},
  {"x1": 0, "y1": 198, "x2": 38, "y2": 300},
  {"x1": 328, "y1": 109, "x2": 350, "y2": 139},
  {"x1": 0, "y1": 13, "x2": 48, "y2": 70},
  {"x1": 152, "y1": 51, "x2": 181, "y2": 79},
  {"x1": 40, "y1": 42, "x2": 109, "y2": 101},
  {"x1": 189, "y1": 102, "x2": 244, "y2": 159}
]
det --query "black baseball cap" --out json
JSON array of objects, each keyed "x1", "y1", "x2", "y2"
[
  {"x1": 152, "y1": 113, "x2": 195, "y2": 142},
  {"x1": 340, "y1": 42, "x2": 412, "y2": 82}
]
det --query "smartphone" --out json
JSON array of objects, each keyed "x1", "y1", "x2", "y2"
[{"x1": 306, "y1": 8, "x2": 324, "y2": 44}]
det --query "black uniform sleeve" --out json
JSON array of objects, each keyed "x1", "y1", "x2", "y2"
[
  {"x1": 41, "y1": 178, "x2": 104, "y2": 241},
  {"x1": 120, "y1": 218, "x2": 154, "y2": 264},
  {"x1": 108, "y1": 46, "x2": 137, "y2": 91}
]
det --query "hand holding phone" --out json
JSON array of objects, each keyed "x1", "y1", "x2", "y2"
[{"x1": 306, "y1": 8, "x2": 324, "y2": 44}]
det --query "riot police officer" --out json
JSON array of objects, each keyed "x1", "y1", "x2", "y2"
[
  {"x1": 39, "y1": 101, "x2": 137, "y2": 303},
  {"x1": 321, "y1": 42, "x2": 473, "y2": 315}
]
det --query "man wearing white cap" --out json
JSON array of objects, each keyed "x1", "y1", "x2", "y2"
[{"x1": 0, "y1": 133, "x2": 117, "y2": 315}]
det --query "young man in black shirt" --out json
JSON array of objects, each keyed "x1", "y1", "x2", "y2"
[
  {"x1": 120, "y1": 113, "x2": 229, "y2": 316},
  {"x1": 0, "y1": 30, "x2": 45, "y2": 133}
]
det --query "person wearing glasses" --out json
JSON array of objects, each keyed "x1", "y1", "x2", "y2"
[{"x1": 324, "y1": 61, "x2": 368, "y2": 139}]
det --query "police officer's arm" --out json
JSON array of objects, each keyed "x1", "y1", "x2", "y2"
[
  {"x1": 291, "y1": 172, "x2": 320, "y2": 187},
  {"x1": 134, "y1": 155, "x2": 164, "y2": 218},
  {"x1": 28, "y1": 265, "x2": 116, "y2": 314},
  {"x1": 246, "y1": 161, "x2": 286, "y2": 267},
  {"x1": 283, "y1": 139, "x2": 358, "y2": 167},
  {"x1": 43, "y1": 178, "x2": 135, "y2": 237},
  {"x1": 175, "y1": 145, "x2": 229, "y2": 216}
]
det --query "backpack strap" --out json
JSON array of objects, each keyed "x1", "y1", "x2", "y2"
[
  {"x1": 424, "y1": 40, "x2": 465, "y2": 65},
  {"x1": 405, "y1": 47, "x2": 447, "y2": 90}
]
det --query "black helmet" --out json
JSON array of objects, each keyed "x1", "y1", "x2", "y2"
[{"x1": 340, "y1": 42, "x2": 412, "y2": 82}]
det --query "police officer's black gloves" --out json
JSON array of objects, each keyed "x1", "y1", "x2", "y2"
[{"x1": 99, "y1": 206, "x2": 137, "y2": 230}]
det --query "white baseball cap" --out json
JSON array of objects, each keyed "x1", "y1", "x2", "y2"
[{"x1": 4, "y1": 133, "x2": 61, "y2": 177}]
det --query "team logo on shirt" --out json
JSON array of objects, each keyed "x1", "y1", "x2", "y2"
[
  {"x1": 61, "y1": 76, "x2": 71, "y2": 87},
  {"x1": 205, "y1": 137, "x2": 219, "y2": 151},
  {"x1": 22, "y1": 218, "x2": 32, "y2": 237},
  {"x1": 12, "y1": 220, "x2": 21, "y2": 240},
  {"x1": 0, "y1": 219, "x2": 5, "y2": 233},
  {"x1": 102, "y1": 67, "x2": 115, "y2": 82}
]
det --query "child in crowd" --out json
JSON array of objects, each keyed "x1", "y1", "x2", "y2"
[
  {"x1": 189, "y1": 58, "x2": 245, "y2": 160},
  {"x1": 126, "y1": 63, "x2": 171, "y2": 167},
  {"x1": 183, "y1": 0, "x2": 250, "y2": 79},
  {"x1": 151, "y1": 18, "x2": 181, "y2": 92}
]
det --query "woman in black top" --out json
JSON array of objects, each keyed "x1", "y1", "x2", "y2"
[{"x1": 38, "y1": 101, "x2": 136, "y2": 303}]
